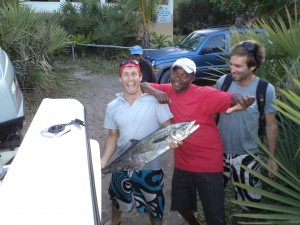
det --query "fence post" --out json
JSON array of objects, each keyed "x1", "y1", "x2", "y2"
[{"x1": 71, "y1": 41, "x2": 75, "y2": 63}]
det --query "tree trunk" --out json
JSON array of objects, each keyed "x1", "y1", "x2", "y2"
[{"x1": 143, "y1": 32, "x2": 151, "y2": 48}]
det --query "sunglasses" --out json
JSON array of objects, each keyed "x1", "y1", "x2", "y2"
[
  {"x1": 239, "y1": 41, "x2": 256, "y2": 53},
  {"x1": 120, "y1": 59, "x2": 139, "y2": 67},
  {"x1": 239, "y1": 41, "x2": 257, "y2": 62}
]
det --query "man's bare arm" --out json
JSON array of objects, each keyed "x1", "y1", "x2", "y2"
[
  {"x1": 140, "y1": 82, "x2": 170, "y2": 104},
  {"x1": 101, "y1": 129, "x2": 119, "y2": 168},
  {"x1": 265, "y1": 112, "x2": 279, "y2": 177}
]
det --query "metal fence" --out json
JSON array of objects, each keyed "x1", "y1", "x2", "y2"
[{"x1": 70, "y1": 42, "x2": 155, "y2": 61}]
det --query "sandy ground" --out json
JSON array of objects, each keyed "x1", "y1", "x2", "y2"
[{"x1": 66, "y1": 66, "x2": 185, "y2": 225}]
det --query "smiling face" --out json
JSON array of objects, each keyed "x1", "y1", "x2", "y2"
[
  {"x1": 170, "y1": 67, "x2": 195, "y2": 94},
  {"x1": 230, "y1": 55, "x2": 256, "y2": 85},
  {"x1": 119, "y1": 67, "x2": 142, "y2": 96}
]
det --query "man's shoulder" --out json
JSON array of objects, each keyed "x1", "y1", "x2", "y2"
[
  {"x1": 262, "y1": 79, "x2": 274, "y2": 89},
  {"x1": 191, "y1": 84, "x2": 217, "y2": 93},
  {"x1": 140, "y1": 93, "x2": 159, "y2": 102},
  {"x1": 140, "y1": 58, "x2": 152, "y2": 66},
  {"x1": 107, "y1": 93, "x2": 123, "y2": 108},
  {"x1": 253, "y1": 77, "x2": 275, "y2": 97},
  {"x1": 215, "y1": 74, "x2": 228, "y2": 89}
]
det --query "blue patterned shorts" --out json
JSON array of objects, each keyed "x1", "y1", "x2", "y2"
[{"x1": 108, "y1": 169, "x2": 164, "y2": 221}]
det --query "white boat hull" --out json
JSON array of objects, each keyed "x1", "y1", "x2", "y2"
[{"x1": 0, "y1": 98, "x2": 102, "y2": 225}]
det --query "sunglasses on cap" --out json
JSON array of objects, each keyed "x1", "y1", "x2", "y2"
[{"x1": 120, "y1": 59, "x2": 139, "y2": 66}]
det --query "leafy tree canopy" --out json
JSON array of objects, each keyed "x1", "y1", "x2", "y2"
[
  {"x1": 209, "y1": 0, "x2": 299, "y2": 24},
  {"x1": 174, "y1": 0, "x2": 232, "y2": 35}
]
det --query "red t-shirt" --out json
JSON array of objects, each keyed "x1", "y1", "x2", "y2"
[{"x1": 151, "y1": 84, "x2": 232, "y2": 172}]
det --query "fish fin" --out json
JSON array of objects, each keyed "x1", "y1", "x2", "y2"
[{"x1": 152, "y1": 135, "x2": 168, "y2": 144}]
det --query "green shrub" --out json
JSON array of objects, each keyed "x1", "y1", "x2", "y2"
[
  {"x1": 72, "y1": 33, "x2": 93, "y2": 57},
  {"x1": 0, "y1": 3, "x2": 70, "y2": 97},
  {"x1": 150, "y1": 32, "x2": 172, "y2": 48},
  {"x1": 59, "y1": 0, "x2": 140, "y2": 49}
]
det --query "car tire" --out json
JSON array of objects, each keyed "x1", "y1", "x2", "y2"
[{"x1": 159, "y1": 70, "x2": 172, "y2": 84}]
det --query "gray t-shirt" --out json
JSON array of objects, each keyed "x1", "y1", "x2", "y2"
[
  {"x1": 215, "y1": 75, "x2": 276, "y2": 154},
  {"x1": 103, "y1": 92, "x2": 173, "y2": 170}
]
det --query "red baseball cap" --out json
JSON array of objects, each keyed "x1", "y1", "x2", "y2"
[{"x1": 119, "y1": 59, "x2": 140, "y2": 74}]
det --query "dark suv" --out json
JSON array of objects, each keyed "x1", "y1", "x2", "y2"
[{"x1": 144, "y1": 27, "x2": 235, "y2": 83}]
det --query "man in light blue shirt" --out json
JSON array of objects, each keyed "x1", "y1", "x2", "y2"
[{"x1": 101, "y1": 59, "x2": 174, "y2": 225}]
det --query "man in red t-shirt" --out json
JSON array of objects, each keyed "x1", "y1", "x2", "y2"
[{"x1": 140, "y1": 58, "x2": 254, "y2": 225}]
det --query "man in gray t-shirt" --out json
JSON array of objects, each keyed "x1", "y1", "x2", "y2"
[
  {"x1": 101, "y1": 59, "x2": 174, "y2": 225},
  {"x1": 215, "y1": 40, "x2": 278, "y2": 212}
]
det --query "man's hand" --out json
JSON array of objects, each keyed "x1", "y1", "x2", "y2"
[
  {"x1": 101, "y1": 162, "x2": 106, "y2": 178},
  {"x1": 169, "y1": 140, "x2": 182, "y2": 149},
  {"x1": 268, "y1": 158, "x2": 278, "y2": 178},
  {"x1": 227, "y1": 93, "x2": 255, "y2": 113},
  {"x1": 154, "y1": 91, "x2": 171, "y2": 104}
]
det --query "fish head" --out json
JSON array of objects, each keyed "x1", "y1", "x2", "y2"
[{"x1": 171, "y1": 120, "x2": 200, "y2": 141}]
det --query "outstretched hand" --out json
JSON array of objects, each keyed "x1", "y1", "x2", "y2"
[{"x1": 227, "y1": 93, "x2": 255, "y2": 113}]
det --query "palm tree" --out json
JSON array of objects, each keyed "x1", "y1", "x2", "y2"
[
  {"x1": 117, "y1": 0, "x2": 160, "y2": 48},
  {"x1": 0, "y1": 2, "x2": 70, "y2": 97},
  {"x1": 232, "y1": 76, "x2": 300, "y2": 224}
]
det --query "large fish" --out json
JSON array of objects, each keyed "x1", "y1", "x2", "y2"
[{"x1": 102, "y1": 121, "x2": 199, "y2": 174}]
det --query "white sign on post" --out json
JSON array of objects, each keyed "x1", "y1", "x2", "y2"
[{"x1": 157, "y1": 5, "x2": 171, "y2": 23}]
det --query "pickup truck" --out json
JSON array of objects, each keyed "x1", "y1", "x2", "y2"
[{"x1": 144, "y1": 27, "x2": 234, "y2": 83}]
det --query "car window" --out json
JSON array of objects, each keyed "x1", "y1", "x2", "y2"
[
  {"x1": 201, "y1": 34, "x2": 225, "y2": 54},
  {"x1": 178, "y1": 33, "x2": 206, "y2": 51}
]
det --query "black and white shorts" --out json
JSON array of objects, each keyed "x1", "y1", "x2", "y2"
[{"x1": 223, "y1": 153, "x2": 262, "y2": 210}]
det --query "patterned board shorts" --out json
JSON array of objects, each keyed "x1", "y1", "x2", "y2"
[
  {"x1": 223, "y1": 153, "x2": 262, "y2": 210},
  {"x1": 108, "y1": 169, "x2": 164, "y2": 221}
]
